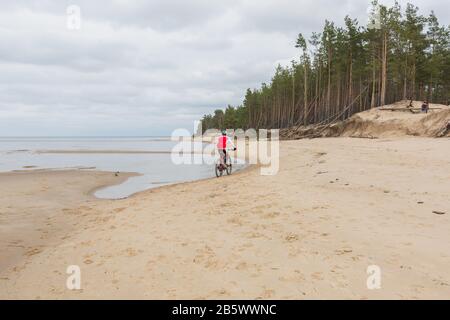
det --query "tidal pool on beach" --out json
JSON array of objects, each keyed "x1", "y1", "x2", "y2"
[{"x1": 0, "y1": 137, "x2": 246, "y2": 199}]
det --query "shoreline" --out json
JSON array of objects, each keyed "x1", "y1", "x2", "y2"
[
  {"x1": 0, "y1": 156, "x2": 252, "y2": 272},
  {"x1": 1, "y1": 137, "x2": 449, "y2": 299}
]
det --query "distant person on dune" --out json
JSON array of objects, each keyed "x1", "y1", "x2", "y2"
[{"x1": 421, "y1": 101, "x2": 429, "y2": 113}]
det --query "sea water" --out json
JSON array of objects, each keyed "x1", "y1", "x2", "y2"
[{"x1": 0, "y1": 137, "x2": 245, "y2": 199}]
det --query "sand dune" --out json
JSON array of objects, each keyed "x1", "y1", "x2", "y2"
[
  {"x1": 1, "y1": 137, "x2": 449, "y2": 299},
  {"x1": 281, "y1": 101, "x2": 450, "y2": 139}
]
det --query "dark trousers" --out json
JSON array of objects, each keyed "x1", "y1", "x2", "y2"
[{"x1": 218, "y1": 149, "x2": 227, "y2": 164}]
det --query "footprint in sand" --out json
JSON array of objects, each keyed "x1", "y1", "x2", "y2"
[
  {"x1": 335, "y1": 248, "x2": 353, "y2": 255},
  {"x1": 244, "y1": 232, "x2": 266, "y2": 239},
  {"x1": 193, "y1": 246, "x2": 222, "y2": 269},
  {"x1": 311, "y1": 272, "x2": 324, "y2": 280},
  {"x1": 263, "y1": 212, "x2": 280, "y2": 219},
  {"x1": 256, "y1": 288, "x2": 276, "y2": 299},
  {"x1": 284, "y1": 233, "x2": 300, "y2": 242},
  {"x1": 8, "y1": 242, "x2": 25, "y2": 248},
  {"x1": 123, "y1": 247, "x2": 142, "y2": 257},
  {"x1": 25, "y1": 247, "x2": 42, "y2": 257},
  {"x1": 235, "y1": 262, "x2": 248, "y2": 270},
  {"x1": 227, "y1": 217, "x2": 244, "y2": 226},
  {"x1": 213, "y1": 289, "x2": 230, "y2": 297}
]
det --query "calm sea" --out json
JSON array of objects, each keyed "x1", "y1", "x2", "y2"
[{"x1": 0, "y1": 137, "x2": 245, "y2": 199}]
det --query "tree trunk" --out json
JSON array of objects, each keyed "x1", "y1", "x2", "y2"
[
  {"x1": 327, "y1": 47, "x2": 332, "y2": 118},
  {"x1": 304, "y1": 64, "x2": 308, "y2": 126},
  {"x1": 380, "y1": 31, "x2": 387, "y2": 106},
  {"x1": 348, "y1": 52, "x2": 353, "y2": 116},
  {"x1": 292, "y1": 72, "x2": 295, "y2": 126},
  {"x1": 371, "y1": 53, "x2": 377, "y2": 108},
  {"x1": 412, "y1": 61, "x2": 416, "y2": 100}
]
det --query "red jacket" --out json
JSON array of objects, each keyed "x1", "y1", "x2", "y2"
[{"x1": 217, "y1": 136, "x2": 227, "y2": 149}]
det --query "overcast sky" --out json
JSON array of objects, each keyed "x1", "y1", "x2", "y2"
[{"x1": 0, "y1": 0, "x2": 448, "y2": 136}]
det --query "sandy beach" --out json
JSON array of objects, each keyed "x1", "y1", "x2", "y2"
[
  {"x1": 0, "y1": 170, "x2": 136, "y2": 273},
  {"x1": 1, "y1": 137, "x2": 450, "y2": 299}
]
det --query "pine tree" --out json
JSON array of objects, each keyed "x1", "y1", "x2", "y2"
[{"x1": 200, "y1": 1, "x2": 450, "y2": 132}]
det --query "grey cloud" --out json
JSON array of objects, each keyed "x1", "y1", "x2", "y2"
[{"x1": 0, "y1": 0, "x2": 447, "y2": 136}]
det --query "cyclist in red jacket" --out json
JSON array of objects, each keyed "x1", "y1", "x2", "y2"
[{"x1": 217, "y1": 130, "x2": 236, "y2": 166}]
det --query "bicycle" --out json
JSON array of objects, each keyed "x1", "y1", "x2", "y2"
[{"x1": 215, "y1": 148, "x2": 235, "y2": 177}]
